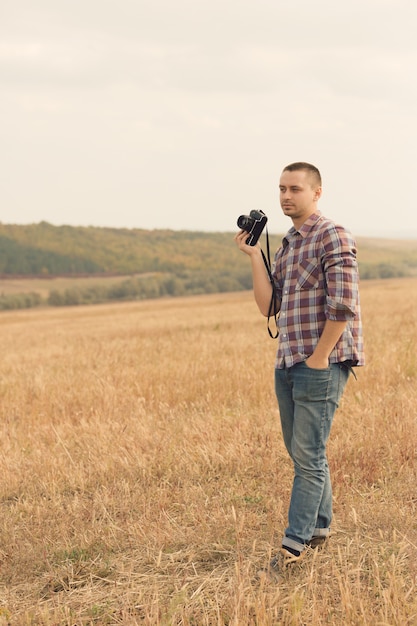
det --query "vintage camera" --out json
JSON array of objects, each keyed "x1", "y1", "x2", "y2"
[{"x1": 237, "y1": 209, "x2": 268, "y2": 246}]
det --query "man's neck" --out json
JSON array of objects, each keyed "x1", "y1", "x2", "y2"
[{"x1": 292, "y1": 208, "x2": 318, "y2": 231}]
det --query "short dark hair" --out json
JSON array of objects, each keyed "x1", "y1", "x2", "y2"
[{"x1": 283, "y1": 162, "x2": 322, "y2": 187}]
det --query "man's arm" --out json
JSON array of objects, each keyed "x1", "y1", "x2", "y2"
[
  {"x1": 306, "y1": 319, "x2": 348, "y2": 369},
  {"x1": 234, "y1": 231, "x2": 280, "y2": 317},
  {"x1": 307, "y1": 224, "x2": 358, "y2": 369}
]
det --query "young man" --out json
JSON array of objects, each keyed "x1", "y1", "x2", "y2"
[{"x1": 235, "y1": 162, "x2": 364, "y2": 573}]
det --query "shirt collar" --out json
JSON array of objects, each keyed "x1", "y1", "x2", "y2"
[{"x1": 283, "y1": 211, "x2": 322, "y2": 245}]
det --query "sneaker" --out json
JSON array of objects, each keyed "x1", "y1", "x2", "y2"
[
  {"x1": 306, "y1": 535, "x2": 327, "y2": 549},
  {"x1": 257, "y1": 546, "x2": 306, "y2": 582},
  {"x1": 280, "y1": 547, "x2": 305, "y2": 567}
]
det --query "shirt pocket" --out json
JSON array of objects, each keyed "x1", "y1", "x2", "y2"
[{"x1": 296, "y1": 258, "x2": 321, "y2": 290}]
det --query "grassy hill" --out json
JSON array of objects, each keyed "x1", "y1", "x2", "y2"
[{"x1": 0, "y1": 222, "x2": 416, "y2": 310}]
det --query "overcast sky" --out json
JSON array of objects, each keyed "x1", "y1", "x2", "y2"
[{"x1": 1, "y1": 0, "x2": 417, "y2": 238}]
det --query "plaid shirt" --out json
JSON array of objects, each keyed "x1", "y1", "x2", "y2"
[{"x1": 272, "y1": 211, "x2": 365, "y2": 369}]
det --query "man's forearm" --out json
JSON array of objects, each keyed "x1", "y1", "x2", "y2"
[{"x1": 307, "y1": 319, "x2": 348, "y2": 368}]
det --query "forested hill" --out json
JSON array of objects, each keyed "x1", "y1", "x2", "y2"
[
  {"x1": 0, "y1": 222, "x2": 416, "y2": 310},
  {"x1": 0, "y1": 221, "x2": 248, "y2": 276},
  {"x1": 1, "y1": 221, "x2": 416, "y2": 278}
]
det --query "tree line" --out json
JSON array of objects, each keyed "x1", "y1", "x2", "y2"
[{"x1": 0, "y1": 222, "x2": 416, "y2": 310}]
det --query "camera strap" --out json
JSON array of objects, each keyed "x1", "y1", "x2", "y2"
[{"x1": 261, "y1": 227, "x2": 279, "y2": 339}]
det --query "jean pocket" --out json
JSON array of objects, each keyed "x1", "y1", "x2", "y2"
[
  {"x1": 294, "y1": 362, "x2": 332, "y2": 402},
  {"x1": 301, "y1": 360, "x2": 330, "y2": 372}
]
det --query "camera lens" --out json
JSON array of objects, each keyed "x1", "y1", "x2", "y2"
[{"x1": 237, "y1": 215, "x2": 253, "y2": 230}]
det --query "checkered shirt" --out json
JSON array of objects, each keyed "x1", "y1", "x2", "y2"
[{"x1": 272, "y1": 211, "x2": 365, "y2": 369}]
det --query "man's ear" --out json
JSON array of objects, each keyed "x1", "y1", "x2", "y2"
[{"x1": 314, "y1": 186, "x2": 322, "y2": 201}]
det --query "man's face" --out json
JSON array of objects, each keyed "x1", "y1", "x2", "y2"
[{"x1": 279, "y1": 169, "x2": 321, "y2": 226}]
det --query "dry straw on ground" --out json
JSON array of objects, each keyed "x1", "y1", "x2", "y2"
[{"x1": 0, "y1": 277, "x2": 416, "y2": 625}]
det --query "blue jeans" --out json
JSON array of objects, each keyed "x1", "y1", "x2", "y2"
[{"x1": 274, "y1": 361, "x2": 350, "y2": 553}]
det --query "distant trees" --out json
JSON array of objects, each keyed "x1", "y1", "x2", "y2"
[
  {"x1": 0, "y1": 224, "x2": 251, "y2": 276},
  {"x1": 359, "y1": 262, "x2": 407, "y2": 280},
  {"x1": 0, "y1": 235, "x2": 101, "y2": 275},
  {"x1": 0, "y1": 292, "x2": 42, "y2": 310},
  {"x1": 45, "y1": 270, "x2": 251, "y2": 307},
  {"x1": 0, "y1": 222, "x2": 415, "y2": 310}
]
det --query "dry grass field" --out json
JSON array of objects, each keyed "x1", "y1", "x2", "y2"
[{"x1": 0, "y1": 277, "x2": 416, "y2": 625}]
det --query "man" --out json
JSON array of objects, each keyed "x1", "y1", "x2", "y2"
[{"x1": 235, "y1": 162, "x2": 364, "y2": 573}]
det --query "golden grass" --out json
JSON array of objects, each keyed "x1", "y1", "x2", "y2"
[{"x1": 0, "y1": 278, "x2": 416, "y2": 625}]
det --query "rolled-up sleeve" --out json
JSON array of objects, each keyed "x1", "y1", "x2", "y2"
[{"x1": 322, "y1": 225, "x2": 359, "y2": 321}]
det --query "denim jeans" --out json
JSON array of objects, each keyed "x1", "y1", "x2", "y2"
[{"x1": 274, "y1": 361, "x2": 350, "y2": 553}]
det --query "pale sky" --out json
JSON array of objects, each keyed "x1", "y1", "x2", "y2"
[{"x1": 1, "y1": 0, "x2": 417, "y2": 238}]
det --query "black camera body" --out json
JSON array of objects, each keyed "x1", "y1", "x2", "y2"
[{"x1": 237, "y1": 209, "x2": 268, "y2": 246}]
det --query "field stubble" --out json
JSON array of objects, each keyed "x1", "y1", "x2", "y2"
[{"x1": 0, "y1": 279, "x2": 416, "y2": 624}]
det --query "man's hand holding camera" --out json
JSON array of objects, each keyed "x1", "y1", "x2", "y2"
[{"x1": 234, "y1": 229, "x2": 262, "y2": 256}]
